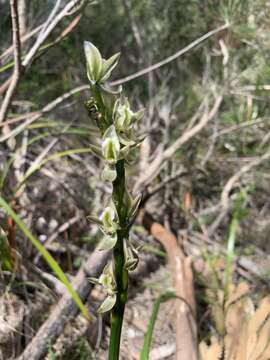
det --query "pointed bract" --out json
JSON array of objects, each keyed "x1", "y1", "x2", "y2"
[
  {"x1": 124, "y1": 239, "x2": 139, "y2": 271},
  {"x1": 118, "y1": 132, "x2": 136, "y2": 146},
  {"x1": 89, "y1": 277, "x2": 101, "y2": 285},
  {"x1": 134, "y1": 108, "x2": 145, "y2": 122},
  {"x1": 89, "y1": 143, "x2": 103, "y2": 158},
  {"x1": 84, "y1": 41, "x2": 103, "y2": 84},
  {"x1": 128, "y1": 193, "x2": 142, "y2": 220},
  {"x1": 100, "y1": 82, "x2": 122, "y2": 95},
  {"x1": 101, "y1": 52, "x2": 121, "y2": 82}
]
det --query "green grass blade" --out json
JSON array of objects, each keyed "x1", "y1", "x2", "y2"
[
  {"x1": 140, "y1": 288, "x2": 176, "y2": 360},
  {"x1": 0, "y1": 196, "x2": 91, "y2": 320},
  {"x1": 224, "y1": 215, "x2": 238, "y2": 300}
]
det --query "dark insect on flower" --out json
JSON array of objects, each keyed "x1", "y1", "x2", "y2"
[
  {"x1": 85, "y1": 98, "x2": 99, "y2": 118},
  {"x1": 85, "y1": 98, "x2": 103, "y2": 129}
]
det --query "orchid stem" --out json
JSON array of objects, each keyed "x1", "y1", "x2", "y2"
[{"x1": 109, "y1": 160, "x2": 129, "y2": 359}]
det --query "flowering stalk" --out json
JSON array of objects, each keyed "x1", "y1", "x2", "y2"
[
  {"x1": 110, "y1": 159, "x2": 128, "y2": 358},
  {"x1": 84, "y1": 41, "x2": 143, "y2": 359}
]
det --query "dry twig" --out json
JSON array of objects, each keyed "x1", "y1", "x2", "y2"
[
  {"x1": 0, "y1": 0, "x2": 21, "y2": 124},
  {"x1": 112, "y1": 23, "x2": 229, "y2": 86},
  {"x1": 0, "y1": 23, "x2": 227, "y2": 140},
  {"x1": 221, "y1": 150, "x2": 270, "y2": 210},
  {"x1": 134, "y1": 95, "x2": 223, "y2": 192},
  {"x1": 0, "y1": 0, "x2": 84, "y2": 123}
]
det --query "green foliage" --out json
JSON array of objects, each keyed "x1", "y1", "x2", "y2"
[
  {"x1": 0, "y1": 227, "x2": 13, "y2": 271},
  {"x1": 0, "y1": 196, "x2": 90, "y2": 320},
  {"x1": 140, "y1": 288, "x2": 177, "y2": 360}
]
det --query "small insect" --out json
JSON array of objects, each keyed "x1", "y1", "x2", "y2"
[
  {"x1": 85, "y1": 98, "x2": 98, "y2": 117},
  {"x1": 85, "y1": 97, "x2": 102, "y2": 121}
]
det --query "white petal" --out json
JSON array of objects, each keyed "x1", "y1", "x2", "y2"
[
  {"x1": 98, "y1": 233, "x2": 117, "y2": 251},
  {"x1": 98, "y1": 294, "x2": 116, "y2": 313}
]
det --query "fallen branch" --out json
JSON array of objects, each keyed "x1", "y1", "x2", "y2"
[
  {"x1": 17, "y1": 249, "x2": 109, "y2": 360},
  {"x1": 142, "y1": 213, "x2": 198, "y2": 360}
]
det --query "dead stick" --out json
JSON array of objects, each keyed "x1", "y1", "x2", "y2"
[
  {"x1": 143, "y1": 213, "x2": 198, "y2": 360},
  {"x1": 0, "y1": 0, "x2": 21, "y2": 124},
  {"x1": 17, "y1": 249, "x2": 109, "y2": 360}
]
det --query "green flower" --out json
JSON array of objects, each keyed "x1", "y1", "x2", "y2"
[
  {"x1": 113, "y1": 98, "x2": 144, "y2": 131},
  {"x1": 101, "y1": 125, "x2": 120, "y2": 164},
  {"x1": 97, "y1": 202, "x2": 119, "y2": 251},
  {"x1": 100, "y1": 202, "x2": 119, "y2": 234},
  {"x1": 84, "y1": 41, "x2": 121, "y2": 88},
  {"x1": 89, "y1": 262, "x2": 117, "y2": 313}
]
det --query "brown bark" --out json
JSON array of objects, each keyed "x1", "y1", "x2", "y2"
[{"x1": 143, "y1": 213, "x2": 198, "y2": 360}]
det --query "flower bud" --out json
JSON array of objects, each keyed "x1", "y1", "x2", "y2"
[
  {"x1": 101, "y1": 163, "x2": 117, "y2": 182},
  {"x1": 114, "y1": 98, "x2": 134, "y2": 130},
  {"x1": 99, "y1": 262, "x2": 116, "y2": 290}
]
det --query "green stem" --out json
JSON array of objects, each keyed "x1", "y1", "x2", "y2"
[
  {"x1": 109, "y1": 160, "x2": 129, "y2": 360},
  {"x1": 91, "y1": 84, "x2": 111, "y2": 131}
]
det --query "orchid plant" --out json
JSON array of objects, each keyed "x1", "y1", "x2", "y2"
[{"x1": 84, "y1": 41, "x2": 144, "y2": 359}]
